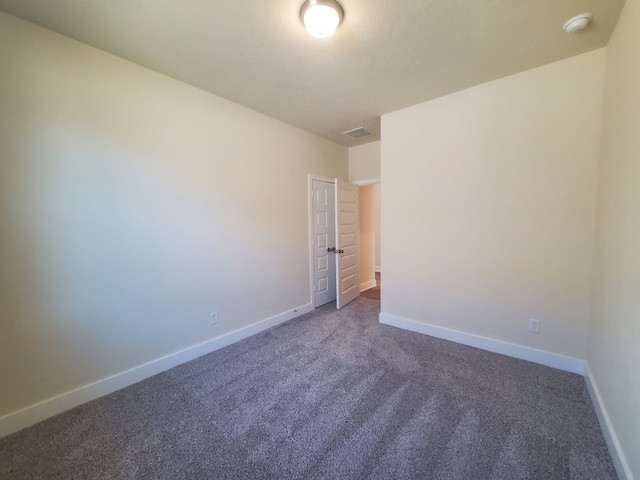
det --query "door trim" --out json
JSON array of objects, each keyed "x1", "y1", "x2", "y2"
[
  {"x1": 308, "y1": 175, "x2": 336, "y2": 308},
  {"x1": 352, "y1": 177, "x2": 381, "y2": 186}
]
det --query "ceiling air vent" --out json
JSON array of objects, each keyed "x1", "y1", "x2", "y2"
[{"x1": 343, "y1": 127, "x2": 373, "y2": 139}]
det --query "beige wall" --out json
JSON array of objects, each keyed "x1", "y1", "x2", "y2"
[
  {"x1": 0, "y1": 13, "x2": 347, "y2": 417},
  {"x1": 373, "y1": 184, "x2": 381, "y2": 271},
  {"x1": 590, "y1": 0, "x2": 640, "y2": 477},
  {"x1": 381, "y1": 49, "x2": 605, "y2": 359},
  {"x1": 349, "y1": 141, "x2": 381, "y2": 183},
  {"x1": 358, "y1": 184, "x2": 380, "y2": 289}
]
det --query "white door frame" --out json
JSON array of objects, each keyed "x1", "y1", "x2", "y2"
[{"x1": 308, "y1": 174, "x2": 337, "y2": 307}]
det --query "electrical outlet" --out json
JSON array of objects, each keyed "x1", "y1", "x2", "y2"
[
  {"x1": 210, "y1": 311, "x2": 218, "y2": 325},
  {"x1": 529, "y1": 319, "x2": 540, "y2": 333}
]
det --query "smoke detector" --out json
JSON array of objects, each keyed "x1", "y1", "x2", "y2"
[{"x1": 563, "y1": 13, "x2": 593, "y2": 33}]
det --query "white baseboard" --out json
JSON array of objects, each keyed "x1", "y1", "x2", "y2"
[
  {"x1": 359, "y1": 279, "x2": 377, "y2": 292},
  {"x1": 0, "y1": 302, "x2": 314, "y2": 439},
  {"x1": 378, "y1": 313, "x2": 585, "y2": 374},
  {"x1": 374, "y1": 266, "x2": 381, "y2": 273},
  {"x1": 584, "y1": 364, "x2": 633, "y2": 480}
]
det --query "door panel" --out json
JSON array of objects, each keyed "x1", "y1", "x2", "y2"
[
  {"x1": 340, "y1": 253, "x2": 356, "y2": 269},
  {"x1": 312, "y1": 179, "x2": 337, "y2": 308},
  {"x1": 335, "y1": 179, "x2": 359, "y2": 309}
]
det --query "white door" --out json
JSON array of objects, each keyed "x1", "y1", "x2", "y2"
[
  {"x1": 312, "y1": 179, "x2": 337, "y2": 308},
  {"x1": 335, "y1": 179, "x2": 359, "y2": 309}
]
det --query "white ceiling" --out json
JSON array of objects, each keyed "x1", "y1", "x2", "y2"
[{"x1": 0, "y1": 0, "x2": 626, "y2": 146}]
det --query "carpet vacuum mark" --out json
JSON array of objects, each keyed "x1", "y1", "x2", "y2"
[{"x1": 0, "y1": 298, "x2": 616, "y2": 479}]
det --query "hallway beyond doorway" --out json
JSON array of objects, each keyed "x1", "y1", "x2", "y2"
[{"x1": 360, "y1": 272, "x2": 380, "y2": 300}]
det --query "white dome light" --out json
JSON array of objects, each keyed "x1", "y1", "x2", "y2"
[{"x1": 300, "y1": 0, "x2": 344, "y2": 38}]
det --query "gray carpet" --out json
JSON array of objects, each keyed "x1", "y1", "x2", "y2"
[{"x1": 0, "y1": 297, "x2": 616, "y2": 479}]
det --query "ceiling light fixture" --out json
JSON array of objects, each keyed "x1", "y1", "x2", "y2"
[
  {"x1": 300, "y1": 0, "x2": 344, "y2": 38},
  {"x1": 563, "y1": 13, "x2": 593, "y2": 33}
]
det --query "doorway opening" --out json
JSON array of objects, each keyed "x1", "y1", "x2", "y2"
[{"x1": 357, "y1": 182, "x2": 381, "y2": 301}]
